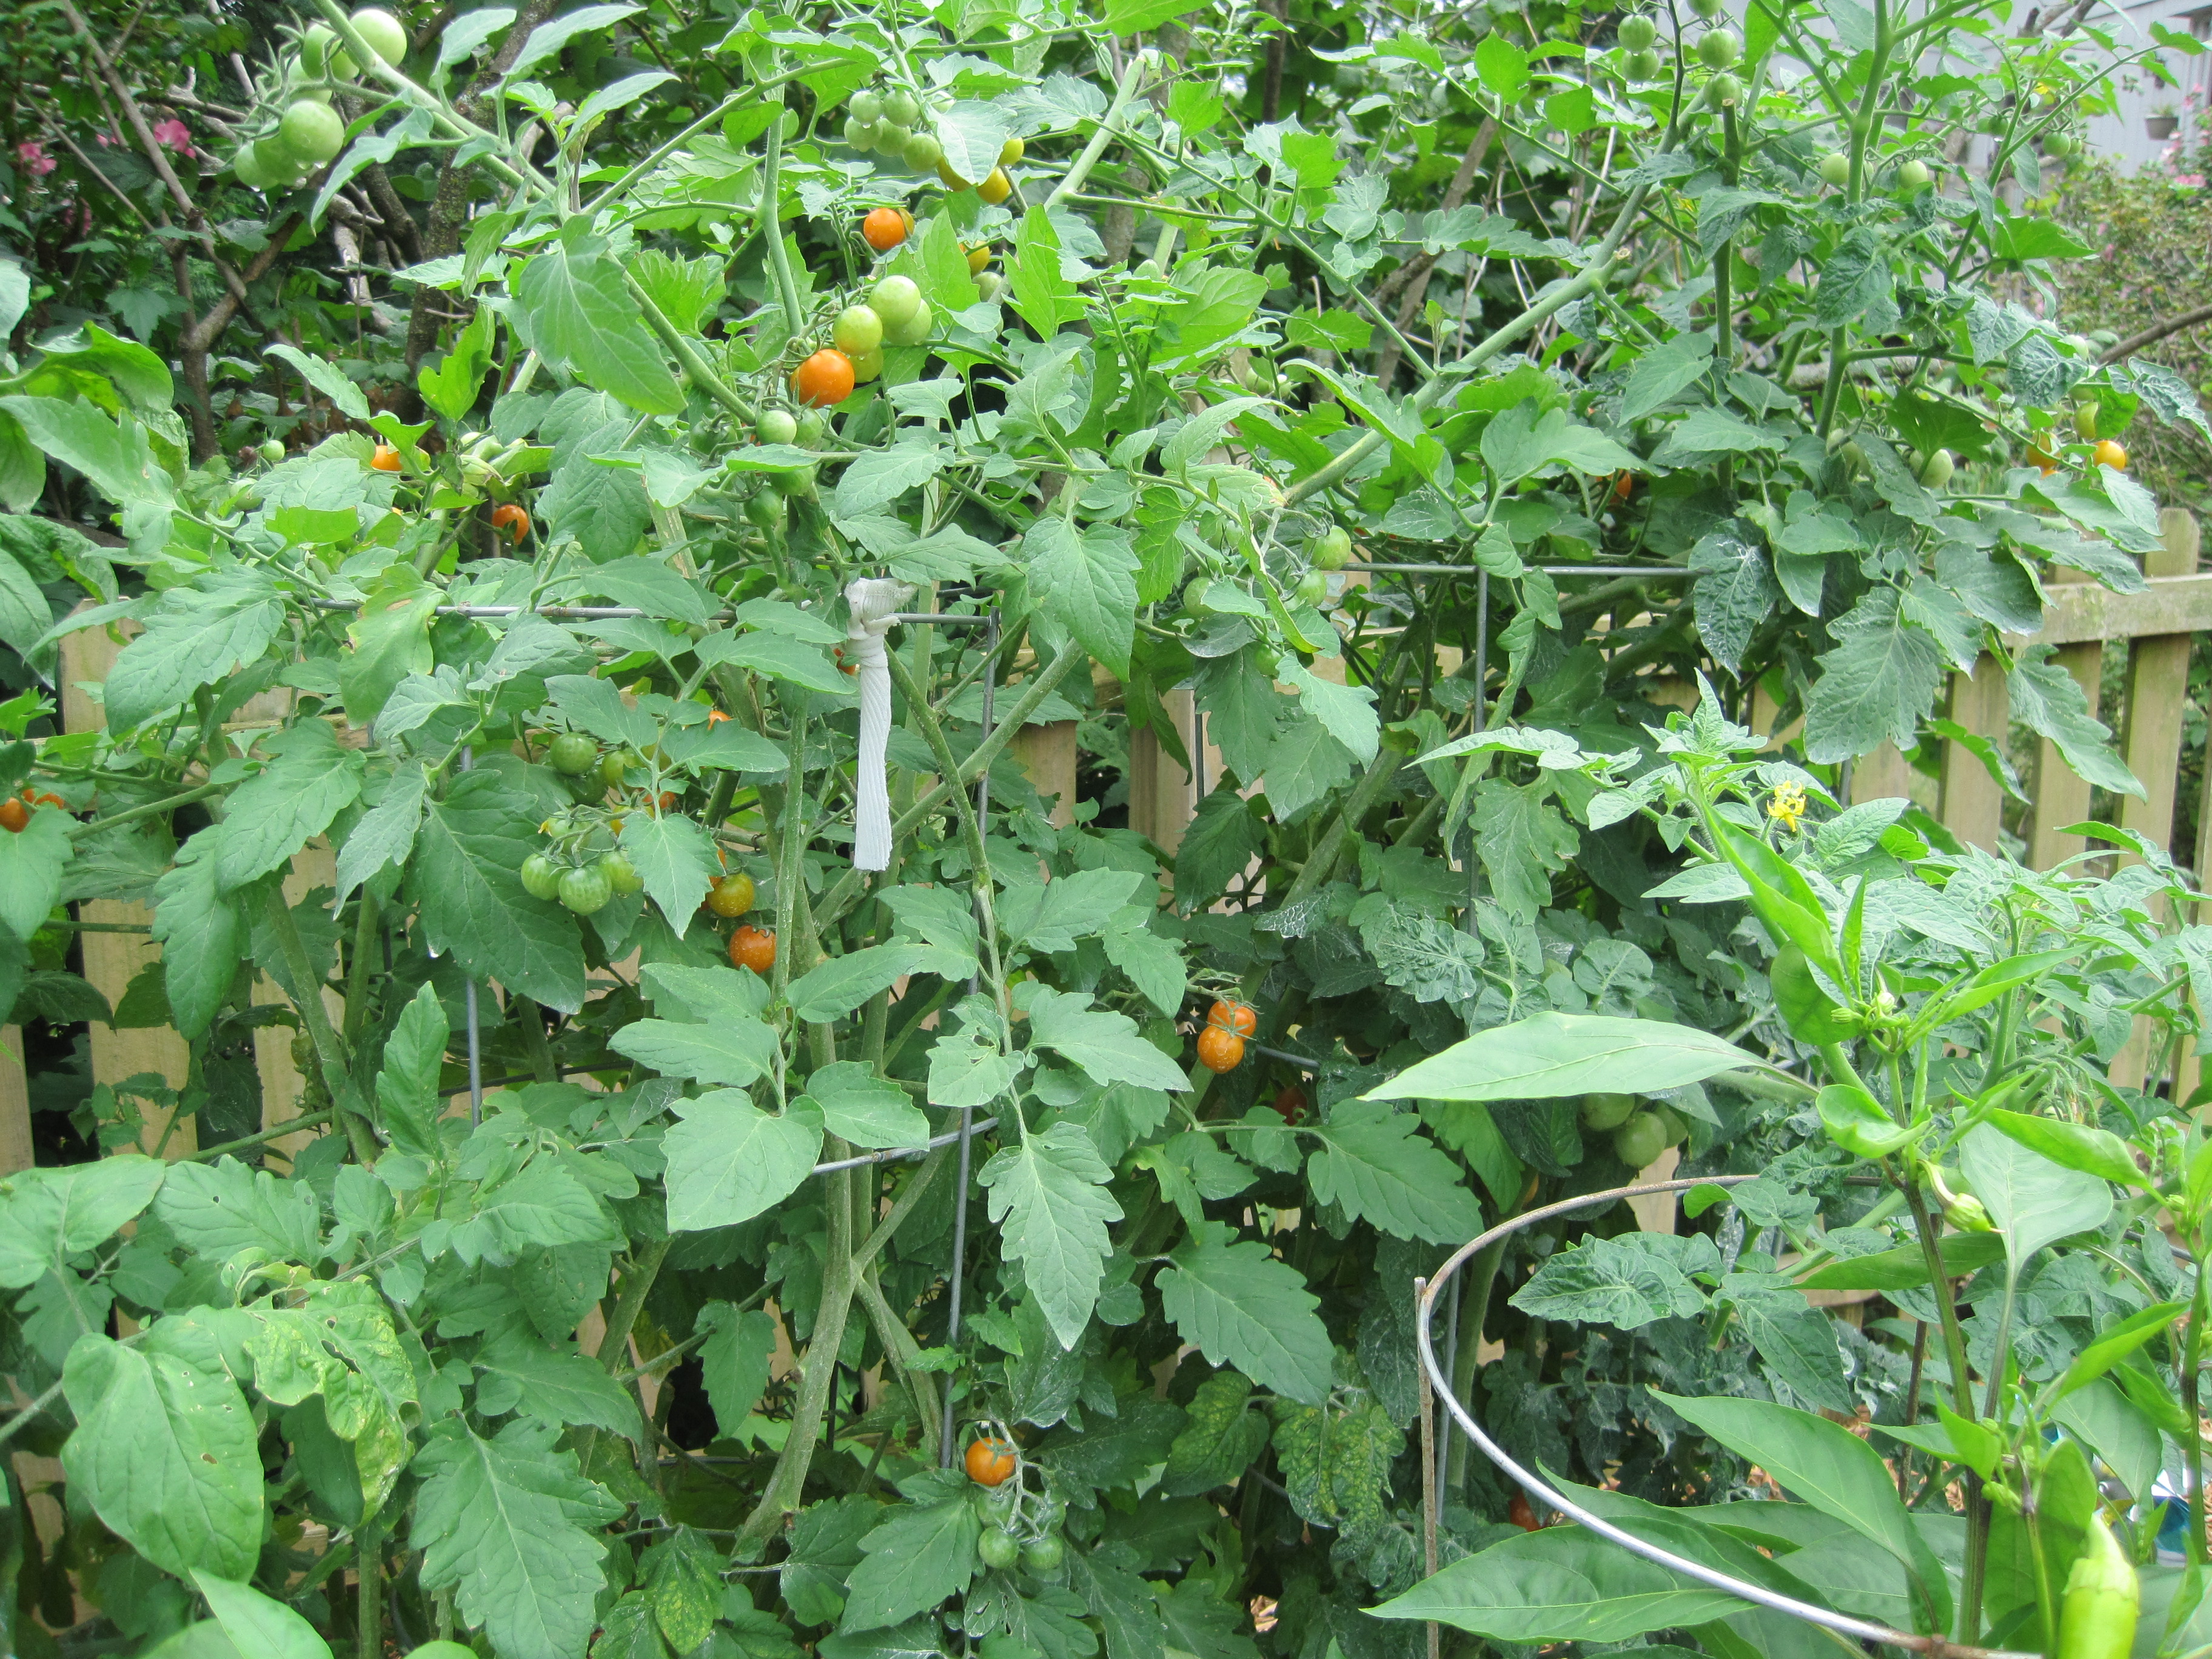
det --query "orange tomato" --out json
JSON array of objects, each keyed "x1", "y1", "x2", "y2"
[
  {"x1": 1509, "y1": 1492, "x2": 1541, "y2": 1531},
  {"x1": 2028, "y1": 440, "x2": 2058, "y2": 475},
  {"x1": 706, "y1": 709, "x2": 730, "y2": 723},
  {"x1": 730, "y1": 923, "x2": 777, "y2": 975},
  {"x1": 1272, "y1": 1084, "x2": 1307, "y2": 1124},
  {"x1": 862, "y1": 206, "x2": 911, "y2": 252},
  {"x1": 791, "y1": 349, "x2": 856, "y2": 409},
  {"x1": 2093, "y1": 438, "x2": 2127, "y2": 471},
  {"x1": 965, "y1": 1436, "x2": 1018, "y2": 1487},
  {"x1": 0, "y1": 798, "x2": 27, "y2": 833},
  {"x1": 370, "y1": 443, "x2": 403, "y2": 472},
  {"x1": 965, "y1": 243, "x2": 991, "y2": 276},
  {"x1": 490, "y1": 503, "x2": 530, "y2": 543},
  {"x1": 1610, "y1": 471, "x2": 1636, "y2": 503},
  {"x1": 977, "y1": 167, "x2": 1011, "y2": 204},
  {"x1": 1207, "y1": 999, "x2": 1257, "y2": 1037},
  {"x1": 1196, "y1": 1025, "x2": 1245, "y2": 1074},
  {"x1": 706, "y1": 872, "x2": 756, "y2": 918}
]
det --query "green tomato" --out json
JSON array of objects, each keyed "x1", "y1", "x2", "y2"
[
  {"x1": 548, "y1": 732, "x2": 598, "y2": 776},
  {"x1": 974, "y1": 270, "x2": 1006, "y2": 302},
  {"x1": 232, "y1": 142, "x2": 277, "y2": 189},
  {"x1": 848, "y1": 90, "x2": 884, "y2": 124},
  {"x1": 1312, "y1": 525, "x2": 1353, "y2": 571},
  {"x1": 520, "y1": 853, "x2": 563, "y2": 900},
  {"x1": 1919, "y1": 447, "x2": 1955, "y2": 489},
  {"x1": 558, "y1": 865, "x2": 613, "y2": 915},
  {"x1": 871, "y1": 119, "x2": 911, "y2": 153},
  {"x1": 300, "y1": 24, "x2": 338, "y2": 75},
  {"x1": 1705, "y1": 71, "x2": 1743, "y2": 106},
  {"x1": 774, "y1": 463, "x2": 819, "y2": 500},
  {"x1": 843, "y1": 115, "x2": 877, "y2": 151},
  {"x1": 903, "y1": 130, "x2": 944, "y2": 171},
  {"x1": 1818, "y1": 151, "x2": 1851, "y2": 186},
  {"x1": 1181, "y1": 577, "x2": 1215, "y2": 618},
  {"x1": 882, "y1": 89, "x2": 921, "y2": 128},
  {"x1": 1617, "y1": 13, "x2": 1657, "y2": 49},
  {"x1": 1690, "y1": 0, "x2": 1726, "y2": 17},
  {"x1": 404, "y1": 1646, "x2": 481, "y2": 1659},
  {"x1": 758, "y1": 408, "x2": 799, "y2": 446},
  {"x1": 1623, "y1": 47, "x2": 1662, "y2": 81},
  {"x1": 1021, "y1": 1535, "x2": 1065, "y2": 1573},
  {"x1": 349, "y1": 7, "x2": 408, "y2": 66},
  {"x1": 744, "y1": 491, "x2": 788, "y2": 531},
  {"x1": 1650, "y1": 1104, "x2": 1690, "y2": 1145},
  {"x1": 794, "y1": 409, "x2": 828, "y2": 447},
  {"x1": 872, "y1": 275, "x2": 924, "y2": 329},
  {"x1": 833, "y1": 304, "x2": 886, "y2": 356},
  {"x1": 1695, "y1": 27, "x2": 1739, "y2": 68},
  {"x1": 1899, "y1": 158, "x2": 1932, "y2": 189},
  {"x1": 2045, "y1": 130, "x2": 2075, "y2": 158},
  {"x1": 598, "y1": 751, "x2": 630, "y2": 789},
  {"x1": 883, "y1": 299, "x2": 933, "y2": 347},
  {"x1": 277, "y1": 99, "x2": 347, "y2": 165},
  {"x1": 600, "y1": 852, "x2": 644, "y2": 895},
  {"x1": 258, "y1": 439, "x2": 287, "y2": 464},
  {"x1": 1293, "y1": 571, "x2": 1329, "y2": 607},
  {"x1": 1579, "y1": 1092, "x2": 1637, "y2": 1131},
  {"x1": 1612, "y1": 1111, "x2": 1671, "y2": 1169},
  {"x1": 979, "y1": 1529, "x2": 1022, "y2": 1570}
]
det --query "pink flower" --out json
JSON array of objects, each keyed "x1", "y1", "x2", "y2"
[
  {"x1": 15, "y1": 141, "x2": 55, "y2": 176},
  {"x1": 152, "y1": 118, "x2": 193, "y2": 157},
  {"x1": 95, "y1": 129, "x2": 117, "y2": 147},
  {"x1": 2179, "y1": 174, "x2": 2206, "y2": 188}
]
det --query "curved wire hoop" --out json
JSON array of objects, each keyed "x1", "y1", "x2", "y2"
[{"x1": 1414, "y1": 1173, "x2": 2036, "y2": 1659}]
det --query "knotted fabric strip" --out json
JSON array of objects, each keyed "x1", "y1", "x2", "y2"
[{"x1": 845, "y1": 577, "x2": 914, "y2": 872}]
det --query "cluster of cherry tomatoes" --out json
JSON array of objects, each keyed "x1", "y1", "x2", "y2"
[
  {"x1": 1196, "y1": 997, "x2": 1256, "y2": 1074},
  {"x1": 786, "y1": 273, "x2": 936, "y2": 409},
  {"x1": 0, "y1": 788, "x2": 64, "y2": 834}
]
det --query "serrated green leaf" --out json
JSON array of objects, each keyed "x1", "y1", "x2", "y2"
[
  {"x1": 979, "y1": 1121, "x2": 1124, "y2": 1349},
  {"x1": 1158, "y1": 1222, "x2": 1331, "y2": 1403}
]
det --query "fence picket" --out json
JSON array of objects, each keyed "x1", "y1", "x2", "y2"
[{"x1": 1939, "y1": 654, "x2": 2011, "y2": 851}]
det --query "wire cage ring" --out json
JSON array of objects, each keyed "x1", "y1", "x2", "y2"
[{"x1": 1413, "y1": 1173, "x2": 2036, "y2": 1659}]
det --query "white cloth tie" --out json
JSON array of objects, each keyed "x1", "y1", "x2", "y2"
[{"x1": 845, "y1": 577, "x2": 914, "y2": 873}]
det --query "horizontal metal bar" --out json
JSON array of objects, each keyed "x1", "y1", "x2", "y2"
[
  {"x1": 811, "y1": 1116, "x2": 999, "y2": 1174},
  {"x1": 1414, "y1": 1175, "x2": 2036, "y2": 1659},
  {"x1": 887, "y1": 612, "x2": 996, "y2": 626},
  {"x1": 1351, "y1": 562, "x2": 1697, "y2": 578}
]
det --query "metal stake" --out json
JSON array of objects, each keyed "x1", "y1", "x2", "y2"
[
  {"x1": 939, "y1": 610, "x2": 999, "y2": 1466},
  {"x1": 459, "y1": 746, "x2": 483, "y2": 1127}
]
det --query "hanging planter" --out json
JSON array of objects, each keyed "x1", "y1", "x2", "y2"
[{"x1": 2148, "y1": 113, "x2": 2180, "y2": 138}]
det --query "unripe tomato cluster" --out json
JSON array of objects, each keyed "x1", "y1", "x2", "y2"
[
  {"x1": 786, "y1": 273, "x2": 937, "y2": 409},
  {"x1": 1580, "y1": 1091, "x2": 1690, "y2": 1168},
  {"x1": 841, "y1": 84, "x2": 943, "y2": 173},
  {"x1": 228, "y1": 8, "x2": 404, "y2": 190}
]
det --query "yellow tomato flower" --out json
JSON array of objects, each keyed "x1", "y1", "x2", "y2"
[{"x1": 1767, "y1": 783, "x2": 1807, "y2": 833}]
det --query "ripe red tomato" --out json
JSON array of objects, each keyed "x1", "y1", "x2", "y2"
[
  {"x1": 965, "y1": 1437, "x2": 1017, "y2": 1486},
  {"x1": 1207, "y1": 999, "x2": 1257, "y2": 1037},
  {"x1": 1196, "y1": 1026, "x2": 1245, "y2": 1074},
  {"x1": 862, "y1": 207, "x2": 911, "y2": 251},
  {"x1": 730, "y1": 924, "x2": 777, "y2": 975},
  {"x1": 1272, "y1": 1084, "x2": 1307, "y2": 1124},
  {"x1": 791, "y1": 349, "x2": 856, "y2": 408}
]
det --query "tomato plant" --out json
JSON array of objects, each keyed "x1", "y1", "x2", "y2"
[{"x1": 0, "y1": 0, "x2": 2210, "y2": 1654}]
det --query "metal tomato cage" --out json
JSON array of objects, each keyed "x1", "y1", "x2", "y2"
[
  {"x1": 1411, "y1": 1173, "x2": 2036, "y2": 1659},
  {"x1": 423, "y1": 597, "x2": 1005, "y2": 1464}
]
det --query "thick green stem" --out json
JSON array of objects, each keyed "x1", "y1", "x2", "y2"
[
  {"x1": 760, "y1": 73, "x2": 807, "y2": 345},
  {"x1": 2186, "y1": 1268, "x2": 2209, "y2": 1565},
  {"x1": 737, "y1": 1162, "x2": 859, "y2": 1554},
  {"x1": 598, "y1": 1237, "x2": 674, "y2": 1374},
  {"x1": 67, "y1": 779, "x2": 223, "y2": 839},
  {"x1": 856, "y1": 1264, "x2": 941, "y2": 1464},
  {"x1": 1281, "y1": 747, "x2": 1404, "y2": 907},
  {"x1": 1904, "y1": 1175, "x2": 1987, "y2": 1640},
  {"x1": 1044, "y1": 53, "x2": 1151, "y2": 209},
  {"x1": 341, "y1": 888, "x2": 381, "y2": 1050},
  {"x1": 263, "y1": 887, "x2": 379, "y2": 1165}
]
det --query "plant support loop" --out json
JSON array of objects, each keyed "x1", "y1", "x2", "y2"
[{"x1": 1415, "y1": 1173, "x2": 2037, "y2": 1659}]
